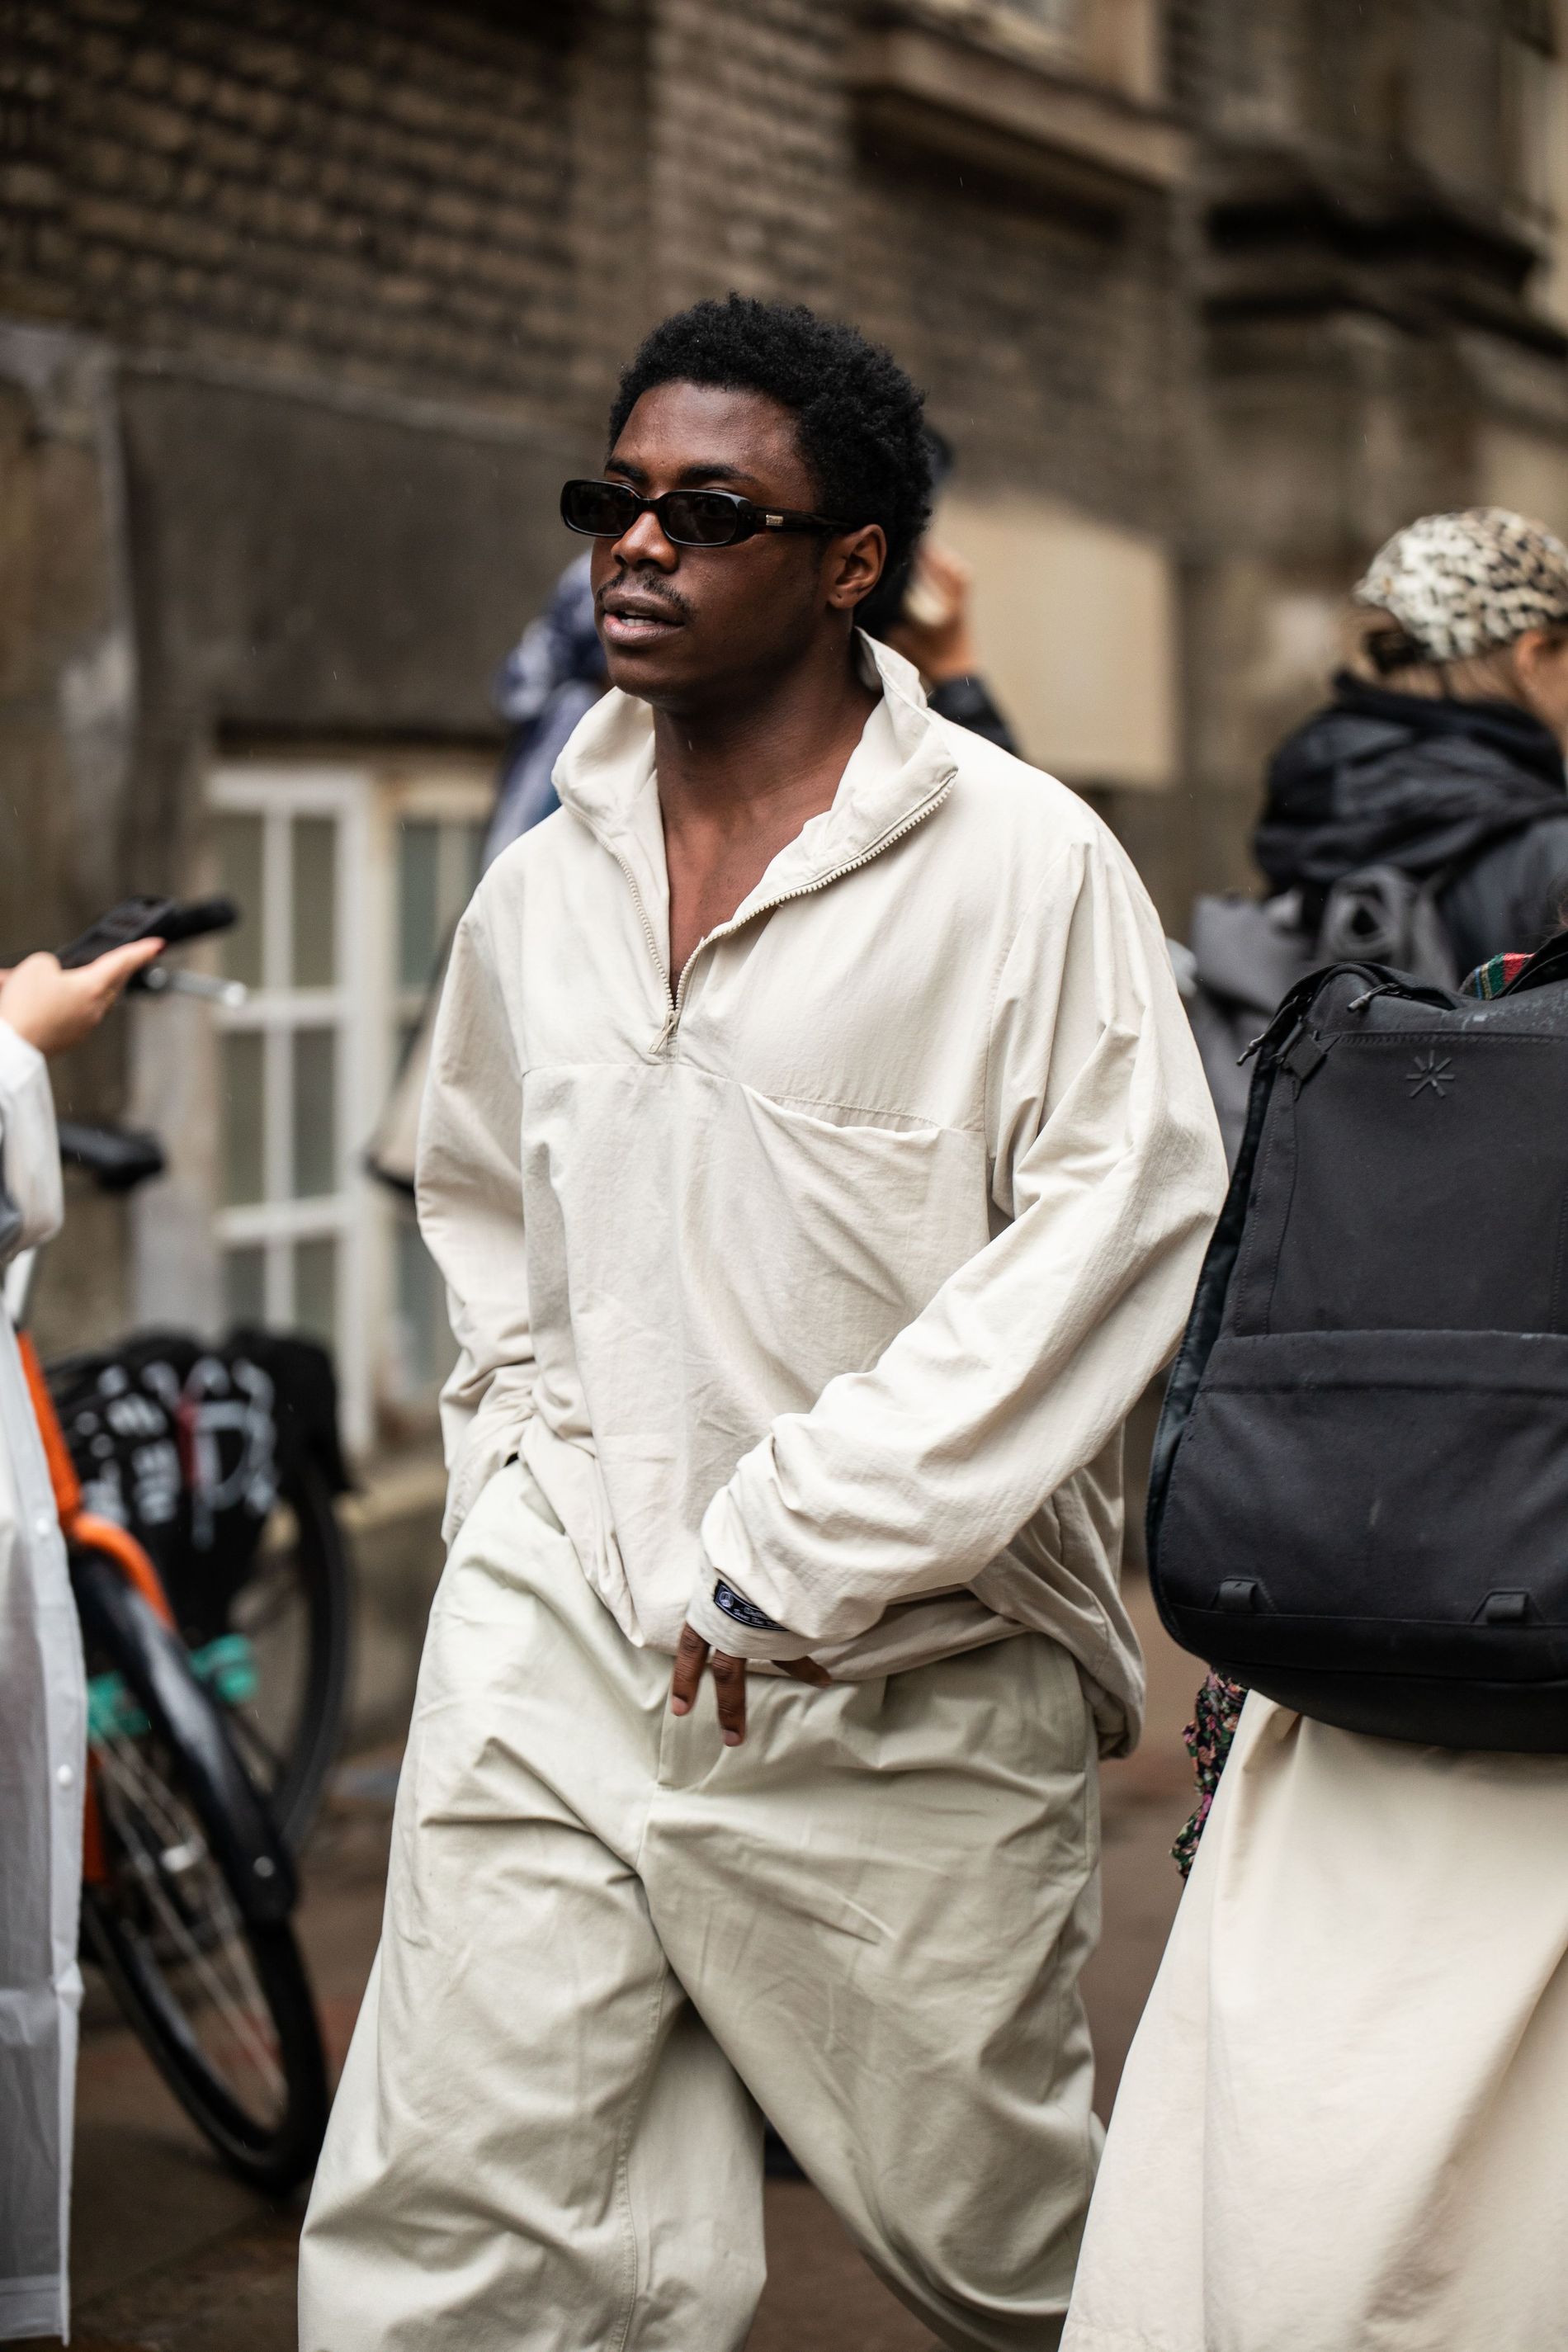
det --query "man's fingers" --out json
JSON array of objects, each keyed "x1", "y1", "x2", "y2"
[
  {"x1": 669, "y1": 1623, "x2": 708, "y2": 1717},
  {"x1": 711, "y1": 1649, "x2": 747, "y2": 1745},
  {"x1": 777, "y1": 1656, "x2": 833, "y2": 1688}
]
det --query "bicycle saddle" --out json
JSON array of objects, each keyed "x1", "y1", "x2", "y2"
[{"x1": 58, "y1": 1122, "x2": 167, "y2": 1193}]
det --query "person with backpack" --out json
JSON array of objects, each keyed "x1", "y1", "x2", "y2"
[
  {"x1": 1184, "y1": 507, "x2": 1568, "y2": 1158},
  {"x1": 1065, "y1": 816, "x2": 1568, "y2": 2335}
]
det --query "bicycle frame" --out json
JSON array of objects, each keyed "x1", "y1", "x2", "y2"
[{"x1": 21, "y1": 1332, "x2": 177, "y2": 1897}]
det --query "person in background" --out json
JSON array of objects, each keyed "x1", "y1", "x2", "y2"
[
  {"x1": 1257, "y1": 507, "x2": 1568, "y2": 971},
  {"x1": 1063, "y1": 516, "x2": 1568, "y2": 2352},
  {"x1": 0, "y1": 935, "x2": 163, "y2": 2344},
  {"x1": 859, "y1": 426, "x2": 1020, "y2": 754},
  {"x1": 484, "y1": 550, "x2": 608, "y2": 866},
  {"x1": 880, "y1": 538, "x2": 1019, "y2": 752}
]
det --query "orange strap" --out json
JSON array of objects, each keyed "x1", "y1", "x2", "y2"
[
  {"x1": 70, "y1": 1509, "x2": 177, "y2": 1629},
  {"x1": 17, "y1": 1333, "x2": 81, "y2": 1518},
  {"x1": 17, "y1": 1334, "x2": 177, "y2": 1630}
]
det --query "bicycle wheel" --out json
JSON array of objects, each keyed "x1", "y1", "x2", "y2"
[
  {"x1": 218, "y1": 1461, "x2": 353, "y2": 1853},
  {"x1": 77, "y1": 1553, "x2": 328, "y2": 2193}
]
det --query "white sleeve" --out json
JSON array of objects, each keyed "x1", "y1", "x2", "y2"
[
  {"x1": 0, "y1": 1021, "x2": 63, "y2": 1264},
  {"x1": 687, "y1": 834, "x2": 1227, "y2": 1658},
  {"x1": 415, "y1": 897, "x2": 536, "y2": 1545}
]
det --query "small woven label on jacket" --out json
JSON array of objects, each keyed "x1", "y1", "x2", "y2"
[{"x1": 711, "y1": 1578, "x2": 782, "y2": 1633}]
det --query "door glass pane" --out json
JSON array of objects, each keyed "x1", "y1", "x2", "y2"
[
  {"x1": 291, "y1": 817, "x2": 338, "y2": 988},
  {"x1": 295, "y1": 1235, "x2": 338, "y2": 1349},
  {"x1": 290, "y1": 1027, "x2": 338, "y2": 1198},
  {"x1": 220, "y1": 1032, "x2": 266, "y2": 1205},
  {"x1": 215, "y1": 815, "x2": 264, "y2": 988},
  {"x1": 224, "y1": 1244, "x2": 266, "y2": 1326},
  {"x1": 398, "y1": 821, "x2": 440, "y2": 988}
]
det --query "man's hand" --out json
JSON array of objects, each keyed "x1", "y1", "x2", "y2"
[
  {"x1": 0, "y1": 941, "x2": 164, "y2": 1059},
  {"x1": 669, "y1": 1625, "x2": 833, "y2": 1745}
]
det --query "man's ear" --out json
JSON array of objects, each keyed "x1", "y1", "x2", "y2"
[{"x1": 824, "y1": 525, "x2": 887, "y2": 612}]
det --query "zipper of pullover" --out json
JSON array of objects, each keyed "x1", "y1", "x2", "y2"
[
  {"x1": 608, "y1": 774, "x2": 956, "y2": 1057},
  {"x1": 670, "y1": 777, "x2": 955, "y2": 1053}
]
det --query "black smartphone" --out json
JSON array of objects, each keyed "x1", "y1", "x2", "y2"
[{"x1": 56, "y1": 896, "x2": 238, "y2": 969}]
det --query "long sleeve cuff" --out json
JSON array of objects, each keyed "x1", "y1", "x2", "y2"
[{"x1": 684, "y1": 1569, "x2": 816, "y2": 1663}]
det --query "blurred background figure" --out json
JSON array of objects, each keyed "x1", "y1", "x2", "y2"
[
  {"x1": 0, "y1": 936, "x2": 160, "y2": 2345},
  {"x1": 1266, "y1": 508, "x2": 1568, "y2": 971},
  {"x1": 861, "y1": 430, "x2": 1020, "y2": 753},
  {"x1": 1182, "y1": 508, "x2": 1568, "y2": 1155},
  {"x1": 484, "y1": 554, "x2": 608, "y2": 866}
]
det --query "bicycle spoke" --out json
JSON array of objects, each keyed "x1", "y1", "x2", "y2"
[{"x1": 92, "y1": 1728, "x2": 287, "y2": 2118}]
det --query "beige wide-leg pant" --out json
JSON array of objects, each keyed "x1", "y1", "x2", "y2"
[{"x1": 300, "y1": 1462, "x2": 1103, "y2": 2352}]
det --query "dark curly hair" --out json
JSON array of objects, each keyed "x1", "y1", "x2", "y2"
[{"x1": 607, "y1": 295, "x2": 933, "y2": 583}]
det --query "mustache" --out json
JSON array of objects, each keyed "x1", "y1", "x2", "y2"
[{"x1": 595, "y1": 570, "x2": 694, "y2": 624}]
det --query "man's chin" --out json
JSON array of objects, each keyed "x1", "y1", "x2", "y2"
[{"x1": 602, "y1": 635, "x2": 697, "y2": 701}]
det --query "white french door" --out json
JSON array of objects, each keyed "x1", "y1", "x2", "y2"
[{"x1": 210, "y1": 767, "x2": 378, "y2": 1449}]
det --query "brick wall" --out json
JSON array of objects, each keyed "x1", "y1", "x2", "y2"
[
  {"x1": 3, "y1": 0, "x2": 587, "y2": 421},
  {"x1": 646, "y1": 0, "x2": 852, "y2": 314},
  {"x1": 850, "y1": 158, "x2": 1183, "y2": 529}
]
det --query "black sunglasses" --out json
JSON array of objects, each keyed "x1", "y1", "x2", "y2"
[{"x1": 560, "y1": 477, "x2": 856, "y2": 550}]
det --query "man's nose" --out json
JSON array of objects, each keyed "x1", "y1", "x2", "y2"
[{"x1": 612, "y1": 509, "x2": 678, "y2": 571}]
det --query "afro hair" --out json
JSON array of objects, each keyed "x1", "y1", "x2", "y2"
[{"x1": 606, "y1": 295, "x2": 933, "y2": 583}]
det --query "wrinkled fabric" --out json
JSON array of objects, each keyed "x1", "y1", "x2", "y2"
[
  {"x1": 417, "y1": 635, "x2": 1225, "y2": 1754},
  {"x1": 0, "y1": 1020, "x2": 83, "y2": 2345},
  {"x1": 301, "y1": 1460, "x2": 1101, "y2": 2352},
  {"x1": 1063, "y1": 1696, "x2": 1568, "y2": 2352}
]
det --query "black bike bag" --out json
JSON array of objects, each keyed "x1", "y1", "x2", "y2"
[{"x1": 1148, "y1": 940, "x2": 1568, "y2": 1751}]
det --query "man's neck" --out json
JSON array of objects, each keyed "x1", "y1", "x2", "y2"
[
  {"x1": 653, "y1": 634, "x2": 881, "y2": 980},
  {"x1": 652, "y1": 635, "x2": 879, "y2": 838}
]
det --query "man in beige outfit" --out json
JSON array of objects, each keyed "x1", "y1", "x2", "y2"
[{"x1": 299, "y1": 296, "x2": 1225, "y2": 2351}]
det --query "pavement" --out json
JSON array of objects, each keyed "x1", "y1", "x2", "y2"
[{"x1": 21, "y1": 1576, "x2": 1199, "y2": 2352}]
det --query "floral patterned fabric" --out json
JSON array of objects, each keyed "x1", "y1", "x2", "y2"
[{"x1": 1172, "y1": 1671, "x2": 1249, "y2": 1876}]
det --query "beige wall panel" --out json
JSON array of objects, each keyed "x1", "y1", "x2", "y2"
[
  {"x1": 935, "y1": 492, "x2": 1178, "y2": 788},
  {"x1": 1479, "y1": 425, "x2": 1568, "y2": 541}
]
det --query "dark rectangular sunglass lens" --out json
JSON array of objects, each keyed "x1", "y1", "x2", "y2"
[
  {"x1": 661, "y1": 491, "x2": 743, "y2": 547},
  {"x1": 562, "y1": 480, "x2": 636, "y2": 536}
]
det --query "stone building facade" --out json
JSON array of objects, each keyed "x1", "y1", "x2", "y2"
[{"x1": 3, "y1": 0, "x2": 1568, "y2": 1451}]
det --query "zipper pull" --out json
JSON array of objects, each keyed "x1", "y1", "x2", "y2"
[{"x1": 650, "y1": 1004, "x2": 678, "y2": 1056}]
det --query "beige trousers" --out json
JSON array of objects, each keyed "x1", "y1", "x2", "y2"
[{"x1": 300, "y1": 1462, "x2": 1102, "y2": 2352}]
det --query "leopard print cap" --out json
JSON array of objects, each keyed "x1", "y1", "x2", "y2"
[{"x1": 1353, "y1": 507, "x2": 1568, "y2": 663}]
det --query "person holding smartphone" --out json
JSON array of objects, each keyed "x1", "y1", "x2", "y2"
[{"x1": 0, "y1": 934, "x2": 163, "y2": 2345}]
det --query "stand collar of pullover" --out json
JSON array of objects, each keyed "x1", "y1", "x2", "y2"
[{"x1": 550, "y1": 633, "x2": 959, "y2": 965}]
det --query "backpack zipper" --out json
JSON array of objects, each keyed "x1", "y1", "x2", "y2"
[{"x1": 610, "y1": 776, "x2": 956, "y2": 1057}]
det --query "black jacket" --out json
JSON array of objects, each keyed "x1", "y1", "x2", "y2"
[{"x1": 1255, "y1": 673, "x2": 1568, "y2": 976}]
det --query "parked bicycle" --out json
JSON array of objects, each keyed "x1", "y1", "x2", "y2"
[
  {"x1": 48, "y1": 896, "x2": 357, "y2": 1850},
  {"x1": 6, "y1": 895, "x2": 346, "y2": 2190}
]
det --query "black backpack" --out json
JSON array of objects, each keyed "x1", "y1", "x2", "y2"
[
  {"x1": 1178, "y1": 867, "x2": 1457, "y2": 1164},
  {"x1": 1148, "y1": 936, "x2": 1568, "y2": 1752}
]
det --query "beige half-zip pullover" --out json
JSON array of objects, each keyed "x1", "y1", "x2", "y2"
[{"x1": 417, "y1": 635, "x2": 1225, "y2": 1751}]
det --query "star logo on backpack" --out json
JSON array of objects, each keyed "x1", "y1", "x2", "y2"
[{"x1": 1406, "y1": 1051, "x2": 1456, "y2": 1098}]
